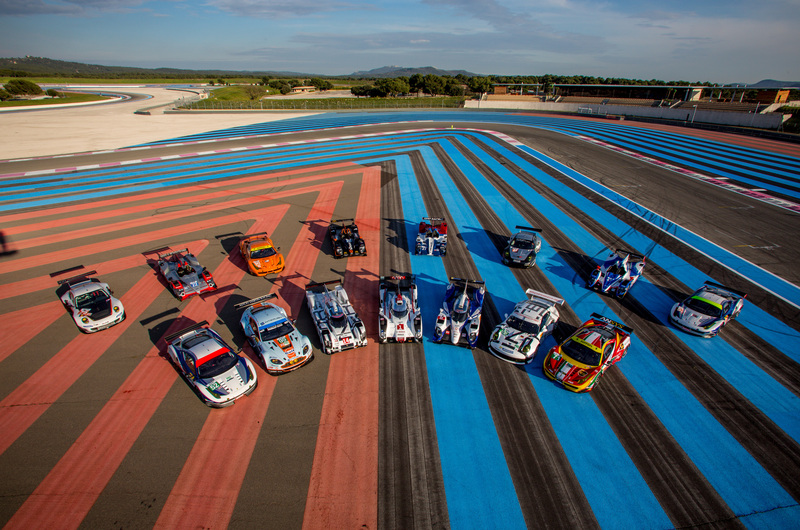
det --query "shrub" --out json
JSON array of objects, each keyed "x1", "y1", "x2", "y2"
[{"x1": 4, "y1": 78, "x2": 43, "y2": 95}]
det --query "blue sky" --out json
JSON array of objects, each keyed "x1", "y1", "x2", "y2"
[{"x1": 1, "y1": 0, "x2": 798, "y2": 83}]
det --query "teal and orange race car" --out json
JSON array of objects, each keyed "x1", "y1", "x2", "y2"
[
  {"x1": 543, "y1": 313, "x2": 632, "y2": 392},
  {"x1": 239, "y1": 232, "x2": 285, "y2": 276}
]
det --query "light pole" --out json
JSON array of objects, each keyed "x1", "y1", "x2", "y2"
[{"x1": 691, "y1": 105, "x2": 698, "y2": 124}]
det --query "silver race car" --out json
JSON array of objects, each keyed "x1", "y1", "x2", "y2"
[
  {"x1": 587, "y1": 249, "x2": 645, "y2": 299},
  {"x1": 488, "y1": 289, "x2": 563, "y2": 364},
  {"x1": 433, "y1": 277, "x2": 485, "y2": 348},
  {"x1": 165, "y1": 321, "x2": 257, "y2": 407},
  {"x1": 669, "y1": 281, "x2": 746, "y2": 337},
  {"x1": 305, "y1": 280, "x2": 368, "y2": 354},
  {"x1": 236, "y1": 294, "x2": 313, "y2": 374},
  {"x1": 155, "y1": 247, "x2": 216, "y2": 300},
  {"x1": 378, "y1": 275, "x2": 423, "y2": 343},
  {"x1": 57, "y1": 269, "x2": 125, "y2": 333},
  {"x1": 502, "y1": 226, "x2": 542, "y2": 267}
]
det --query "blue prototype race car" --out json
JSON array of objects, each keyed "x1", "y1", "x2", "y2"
[
  {"x1": 433, "y1": 277, "x2": 485, "y2": 348},
  {"x1": 587, "y1": 249, "x2": 645, "y2": 299}
]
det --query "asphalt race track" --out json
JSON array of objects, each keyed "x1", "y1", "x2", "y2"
[{"x1": 1, "y1": 110, "x2": 799, "y2": 529}]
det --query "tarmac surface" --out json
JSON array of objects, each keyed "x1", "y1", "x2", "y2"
[{"x1": 1, "y1": 89, "x2": 799, "y2": 529}]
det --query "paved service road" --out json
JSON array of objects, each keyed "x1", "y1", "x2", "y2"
[{"x1": 1, "y1": 102, "x2": 799, "y2": 529}]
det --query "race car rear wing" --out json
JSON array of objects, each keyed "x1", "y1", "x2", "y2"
[
  {"x1": 56, "y1": 270, "x2": 99, "y2": 286},
  {"x1": 703, "y1": 281, "x2": 747, "y2": 299},
  {"x1": 240, "y1": 232, "x2": 269, "y2": 240},
  {"x1": 449, "y1": 277, "x2": 485, "y2": 286},
  {"x1": 590, "y1": 312, "x2": 634, "y2": 334},
  {"x1": 525, "y1": 288, "x2": 564, "y2": 306},
  {"x1": 515, "y1": 225, "x2": 542, "y2": 233},
  {"x1": 164, "y1": 320, "x2": 210, "y2": 344},
  {"x1": 332, "y1": 218, "x2": 355, "y2": 225},
  {"x1": 614, "y1": 248, "x2": 645, "y2": 261},
  {"x1": 423, "y1": 217, "x2": 445, "y2": 223},
  {"x1": 305, "y1": 279, "x2": 343, "y2": 292},
  {"x1": 380, "y1": 274, "x2": 416, "y2": 288},
  {"x1": 156, "y1": 248, "x2": 190, "y2": 259},
  {"x1": 234, "y1": 293, "x2": 278, "y2": 310}
]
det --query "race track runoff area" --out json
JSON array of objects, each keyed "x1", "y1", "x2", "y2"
[{"x1": 1, "y1": 111, "x2": 799, "y2": 529}]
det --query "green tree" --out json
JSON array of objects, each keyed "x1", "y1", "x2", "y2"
[
  {"x1": 244, "y1": 85, "x2": 265, "y2": 100},
  {"x1": 351, "y1": 85, "x2": 372, "y2": 97},
  {"x1": 422, "y1": 74, "x2": 445, "y2": 96},
  {"x1": 467, "y1": 76, "x2": 493, "y2": 94},
  {"x1": 0, "y1": 88, "x2": 11, "y2": 101},
  {"x1": 409, "y1": 73, "x2": 424, "y2": 94},
  {"x1": 4, "y1": 78, "x2": 43, "y2": 96}
]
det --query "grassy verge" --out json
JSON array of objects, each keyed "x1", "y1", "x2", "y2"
[
  {"x1": 188, "y1": 96, "x2": 466, "y2": 110},
  {"x1": 0, "y1": 92, "x2": 110, "y2": 108}
]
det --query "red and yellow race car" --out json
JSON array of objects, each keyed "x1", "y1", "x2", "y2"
[
  {"x1": 543, "y1": 313, "x2": 632, "y2": 392},
  {"x1": 239, "y1": 232, "x2": 285, "y2": 276}
]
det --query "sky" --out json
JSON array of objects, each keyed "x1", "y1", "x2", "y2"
[{"x1": 0, "y1": 0, "x2": 798, "y2": 84}]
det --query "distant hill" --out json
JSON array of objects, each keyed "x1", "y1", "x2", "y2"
[
  {"x1": 0, "y1": 56, "x2": 316, "y2": 78},
  {"x1": 0, "y1": 57, "x2": 480, "y2": 80},
  {"x1": 347, "y1": 66, "x2": 480, "y2": 78},
  {"x1": 749, "y1": 79, "x2": 800, "y2": 88}
]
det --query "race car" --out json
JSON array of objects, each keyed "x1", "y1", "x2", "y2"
[
  {"x1": 669, "y1": 281, "x2": 746, "y2": 337},
  {"x1": 587, "y1": 249, "x2": 645, "y2": 299},
  {"x1": 378, "y1": 275, "x2": 423, "y2": 343},
  {"x1": 155, "y1": 247, "x2": 216, "y2": 300},
  {"x1": 329, "y1": 218, "x2": 366, "y2": 258},
  {"x1": 165, "y1": 321, "x2": 257, "y2": 407},
  {"x1": 57, "y1": 270, "x2": 125, "y2": 333},
  {"x1": 488, "y1": 289, "x2": 563, "y2": 364},
  {"x1": 236, "y1": 294, "x2": 313, "y2": 374},
  {"x1": 502, "y1": 226, "x2": 542, "y2": 267},
  {"x1": 305, "y1": 279, "x2": 368, "y2": 354},
  {"x1": 239, "y1": 232, "x2": 285, "y2": 276},
  {"x1": 433, "y1": 277, "x2": 485, "y2": 348},
  {"x1": 415, "y1": 217, "x2": 448, "y2": 256},
  {"x1": 543, "y1": 313, "x2": 632, "y2": 393}
]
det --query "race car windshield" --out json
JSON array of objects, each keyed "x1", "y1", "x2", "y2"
[
  {"x1": 250, "y1": 247, "x2": 276, "y2": 259},
  {"x1": 259, "y1": 321, "x2": 294, "y2": 341},
  {"x1": 511, "y1": 237, "x2": 534, "y2": 250},
  {"x1": 451, "y1": 309, "x2": 469, "y2": 324},
  {"x1": 684, "y1": 297, "x2": 723, "y2": 317},
  {"x1": 197, "y1": 350, "x2": 238, "y2": 379},
  {"x1": 392, "y1": 306, "x2": 409, "y2": 319},
  {"x1": 506, "y1": 315, "x2": 540, "y2": 335},
  {"x1": 330, "y1": 314, "x2": 347, "y2": 328},
  {"x1": 75, "y1": 289, "x2": 110, "y2": 309},
  {"x1": 560, "y1": 339, "x2": 603, "y2": 366}
]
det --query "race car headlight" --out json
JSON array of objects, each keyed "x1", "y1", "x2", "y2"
[
  {"x1": 81, "y1": 317, "x2": 89, "y2": 323},
  {"x1": 491, "y1": 328, "x2": 500, "y2": 342},
  {"x1": 113, "y1": 305, "x2": 120, "y2": 313},
  {"x1": 504, "y1": 249, "x2": 510, "y2": 257},
  {"x1": 270, "y1": 358, "x2": 283, "y2": 365},
  {"x1": 525, "y1": 254, "x2": 533, "y2": 262},
  {"x1": 303, "y1": 344, "x2": 310, "y2": 354},
  {"x1": 673, "y1": 305, "x2": 684, "y2": 318},
  {"x1": 520, "y1": 338, "x2": 533, "y2": 353}
]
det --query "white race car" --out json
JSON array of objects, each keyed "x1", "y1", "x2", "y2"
[
  {"x1": 236, "y1": 294, "x2": 313, "y2": 374},
  {"x1": 669, "y1": 281, "x2": 746, "y2": 337},
  {"x1": 378, "y1": 275, "x2": 422, "y2": 343},
  {"x1": 305, "y1": 280, "x2": 368, "y2": 354},
  {"x1": 57, "y1": 269, "x2": 125, "y2": 333},
  {"x1": 165, "y1": 321, "x2": 257, "y2": 407},
  {"x1": 488, "y1": 289, "x2": 563, "y2": 364}
]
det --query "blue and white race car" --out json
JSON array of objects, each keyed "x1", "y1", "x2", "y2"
[
  {"x1": 415, "y1": 217, "x2": 447, "y2": 256},
  {"x1": 587, "y1": 249, "x2": 645, "y2": 299},
  {"x1": 57, "y1": 269, "x2": 125, "y2": 333},
  {"x1": 433, "y1": 277, "x2": 485, "y2": 348},
  {"x1": 305, "y1": 279, "x2": 368, "y2": 354},
  {"x1": 236, "y1": 294, "x2": 313, "y2": 374},
  {"x1": 165, "y1": 321, "x2": 257, "y2": 407},
  {"x1": 669, "y1": 281, "x2": 746, "y2": 337}
]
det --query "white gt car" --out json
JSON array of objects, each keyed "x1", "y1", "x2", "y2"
[
  {"x1": 305, "y1": 280, "x2": 368, "y2": 354},
  {"x1": 488, "y1": 289, "x2": 563, "y2": 364},
  {"x1": 165, "y1": 321, "x2": 257, "y2": 407},
  {"x1": 236, "y1": 294, "x2": 313, "y2": 374},
  {"x1": 378, "y1": 275, "x2": 422, "y2": 343},
  {"x1": 57, "y1": 269, "x2": 125, "y2": 333}
]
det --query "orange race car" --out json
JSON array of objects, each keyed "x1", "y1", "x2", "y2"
[{"x1": 239, "y1": 232, "x2": 285, "y2": 276}]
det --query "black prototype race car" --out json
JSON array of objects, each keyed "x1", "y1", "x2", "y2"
[{"x1": 328, "y1": 218, "x2": 367, "y2": 258}]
